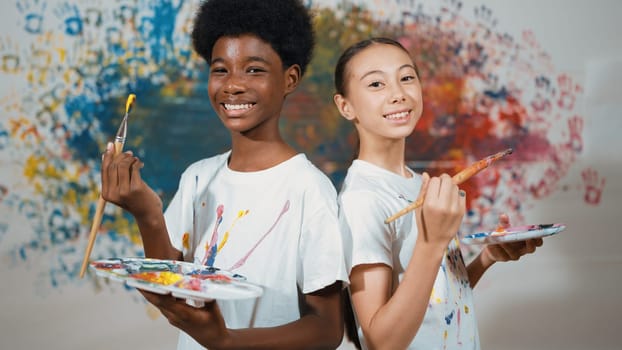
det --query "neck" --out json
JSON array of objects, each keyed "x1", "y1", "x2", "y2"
[
  {"x1": 229, "y1": 134, "x2": 297, "y2": 172},
  {"x1": 357, "y1": 137, "x2": 410, "y2": 178}
]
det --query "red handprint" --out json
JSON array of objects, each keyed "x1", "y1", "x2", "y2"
[
  {"x1": 557, "y1": 74, "x2": 582, "y2": 110},
  {"x1": 581, "y1": 168, "x2": 605, "y2": 205},
  {"x1": 531, "y1": 93, "x2": 552, "y2": 114},
  {"x1": 567, "y1": 116, "x2": 583, "y2": 152},
  {"x1": 529, "y1": 167, "x2": 559, "y2": 198}
]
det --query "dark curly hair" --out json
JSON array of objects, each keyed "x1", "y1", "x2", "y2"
[{"x1": 191, "y1": 0, "x2": 315, "y2": 76}]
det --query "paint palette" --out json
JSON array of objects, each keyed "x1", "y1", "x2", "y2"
[
  {"x1": 90, "y1": 258, "x2": 263, "y2": 306},
  {"x1": 460, "y1": 223, "x2": 566, "y2": 245}
]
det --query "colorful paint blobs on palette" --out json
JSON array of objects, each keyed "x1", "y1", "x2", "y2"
[
  {"x1": 131, "y1": 271, "x2": 183, "y2": 285},
  {"x1": 0, "y1": 0, "x2": 589, "y2": 290},
  {"x1": 90, "y1": 258, "x2": 263, "y2": 303},
  {"x1": 460, "y1": 223, "x2": 566, "y2": 245}
]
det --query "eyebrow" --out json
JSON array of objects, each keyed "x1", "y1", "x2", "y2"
[
  {"x1": 210, "y1": 56, "x2": 271, "y2": 66},
  {"x1": 360, "y1": 64, "x2": 416, "y2": 81}
]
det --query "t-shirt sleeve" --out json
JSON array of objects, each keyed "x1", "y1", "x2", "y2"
[
  {"x1": 339, "y1": 189, "x2": 394, "y2": 269},
  {"x1": 298, "y1": 177, "x2": 350, "y2": 294}
]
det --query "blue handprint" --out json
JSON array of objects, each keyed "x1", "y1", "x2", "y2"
[
  {"x1": 54, "y1": 2, "x2": 83, "y2": 36},
  {"x1": 16, "y1": 0, "x2": 47, "y2": 34}
]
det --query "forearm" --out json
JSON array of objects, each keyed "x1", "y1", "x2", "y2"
[
  {"x1": 204, "y1": 282, "x2": 344, "y2": 350},
  {"x1": 363, "y1": 243, "x2": 446, "y2": 350},
  {"x1": 135, "y1": 212, "x2": 181, "y2": 260},
  {"x1": 213, "y1": 314, "x2": 343, "y2": 350},
  {"x1": 467, "y1": 251, "x2": 495, "y2": 288}
]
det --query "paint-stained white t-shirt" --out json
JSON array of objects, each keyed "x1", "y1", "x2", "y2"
[
  {"x1": 164, "y1": 151, "x2": 349, "y2": 350},
  {"x1": 339, "y1": 160, "x2": 479, "y2": 350}
]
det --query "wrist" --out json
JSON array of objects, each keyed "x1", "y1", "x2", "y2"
[
  {"x1": 134, "y1": 206, "x2": 164, "y2": 227},
  {"x1": 479, "y1": 247, "x2": 496, "y2": 269},
  {"x1": 206, "y1": 329, "x2": 234, "y2": 350},
  {"x1": 415, "y1": 239, "x2": 449, "y2": 259}
]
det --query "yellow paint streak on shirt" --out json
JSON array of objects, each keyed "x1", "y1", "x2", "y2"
[
  {"x1": 182, "y1": 232, "x2": 190, "y2": 251},
  {"x1": 217, "y1": 232, "x2": 229, "y2": 253},
  {"x1": 217, "y1": 209, "x2": 249, "y2": 252}
]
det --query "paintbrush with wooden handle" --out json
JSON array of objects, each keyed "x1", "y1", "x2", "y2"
[
  {"x1": 384, "y1": 148, "x2": 513, "y2": 224},
  {"x1": 79, "y1": 94, "x2": 136, "y2": 278}
]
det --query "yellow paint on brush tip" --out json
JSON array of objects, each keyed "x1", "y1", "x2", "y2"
[{"x1": 125, "y1": 93, "x2": 136, "y2": 114}]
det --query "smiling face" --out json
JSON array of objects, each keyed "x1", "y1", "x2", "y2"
[
  {"x1": 207, "y1": 34, "x2": 300, "y2": 137},
  {"x1": 334, "y1": 43, "x2": 423, "y2": 143}
]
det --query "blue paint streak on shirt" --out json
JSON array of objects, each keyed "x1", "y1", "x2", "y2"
[{"x1": 445, "y1": 310, "x2": 455, "y2": 325}]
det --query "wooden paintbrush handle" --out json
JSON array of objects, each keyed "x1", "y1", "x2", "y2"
[
  {"x1": 384, "y1": 149, "x2": 513, "y2": 224},
  {"x1": 79, "y1": 196, "x2": 107, "y2": 278},
  {"x1": 80, "y1": 94, "x2": 135, "y2": 278},
  {"x1": 384, "y1": 197, "x2": 424, "y2": 224},
  {"x1": 78, "y1": 139, "x2": 125, "y2": 278}
]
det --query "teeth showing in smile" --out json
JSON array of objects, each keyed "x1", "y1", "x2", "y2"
[
  {"x1": 384, "y1": 111, "x2": 409, "y2": 120},
  {"x1": 224, "y1": 103, "x2": 254, "y2": 110}
]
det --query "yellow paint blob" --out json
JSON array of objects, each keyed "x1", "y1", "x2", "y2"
[
  {"x1": 182, "y1": 232, "x2": 190, "y2": 250},
  {"x1": 133, "y1": 271, "x2": 183, "y2": 285}
]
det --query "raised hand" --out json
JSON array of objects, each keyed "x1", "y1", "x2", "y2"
[
  {"x1": 415, "y1": 173, "x2": 466, "y2": 247},
  {"x1": 100, "y1": 142, "x2": 162, "y2": 220}
]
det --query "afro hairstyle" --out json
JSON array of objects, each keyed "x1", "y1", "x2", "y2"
[{"x1": 191, "y1": 0, "x2": 315, "y2": 76}]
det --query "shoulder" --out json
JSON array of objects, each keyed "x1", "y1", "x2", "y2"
[
  {"x1": 289, "y1": 154, "x2": 338, "y2": 194},
  {"x1": 339, "y1": 165, "x2": 388, "y2": 215},
  {"x1": 339, "y1": 187, "x2": 387, "y2": 220},
  {"x1": 338, "y1": 162, "x2": 414, "y2": 218},
  {"x1": 178, "y1": 151, "x2": 230, "y2": 183},
  {"x1": 339, "y1": 163, "x2": 386, "y2": 204}
]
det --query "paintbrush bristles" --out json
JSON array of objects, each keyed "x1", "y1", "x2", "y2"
[
  {"x1": 384, "y1": 148, "x2": 513, "y2": 224},
  {"x1": 451, "y1": 148, "x2": 513, "y2": 185},
  {"x1": 125, "y1": 94, "x2": 136, "y2": 114}
]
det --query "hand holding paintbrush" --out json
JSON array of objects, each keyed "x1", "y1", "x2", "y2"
[
  {"x1": 384, "y1": 148, "x2": 513, "y2": 224},
  {"x1": 79, "y1": 94, "x2": 136, "y2": 278}
]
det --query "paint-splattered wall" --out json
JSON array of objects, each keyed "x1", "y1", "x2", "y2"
[{"x1": 1, "y1": 0, "x2": 620, "y2": 349}]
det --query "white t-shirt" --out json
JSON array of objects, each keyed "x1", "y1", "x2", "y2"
[
  {"x1": 164, "y1": 151, "x2": 349, "y2": 349},
  {"x1": 339, "y1": 160, "x2": 479, "y2": 350}
]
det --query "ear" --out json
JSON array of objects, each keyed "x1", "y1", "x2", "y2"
[
  {"x1": 333, "y1": 94, "x2": 356, "y2": 121},
  {"x1": 284, "y1": 64, "x2": 301, "y2": 95}
]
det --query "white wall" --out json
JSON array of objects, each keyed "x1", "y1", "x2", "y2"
[{"x1": 462, "y1": 1, "x2": 622, "y2": 349}]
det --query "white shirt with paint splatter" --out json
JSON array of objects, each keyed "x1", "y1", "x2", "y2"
[
  {"x1": 164, "y1": 151, "x2": 349, "y2": 349},
  {"x1": 339, "y1": 160, "x2": 479, "y2": 350}
]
